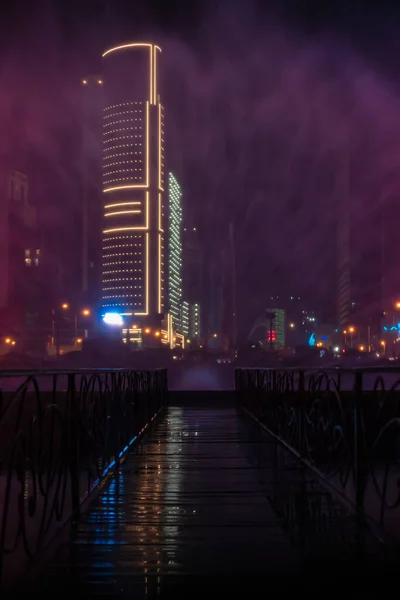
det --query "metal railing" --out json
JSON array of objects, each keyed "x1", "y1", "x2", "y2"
[
  {"x1": 0, "y1": 368, "x2": 167, "y2": 586},
  {"x1": 236, "y1": 366, "x2": 400, "y2": 543}
]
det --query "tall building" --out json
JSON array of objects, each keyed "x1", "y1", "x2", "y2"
[
  {"x1": 337, "y1": 160, "x2": 382, "y2": 339},
  {"x1": 189, "y1": 303, "x2": 201, "y2": 343},
  {"x1": 81, "y1": 75, "x2": 104, "y2": 305},
  {"x1": 168, "y1": 173, "x2": 182, "y2": 330},
  {"x1": 101, "y1": 43, "x2": 165, "y2": 324}
]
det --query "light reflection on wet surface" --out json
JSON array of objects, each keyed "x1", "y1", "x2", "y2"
[{"x1": 28, "y1": 405, "x2": 396, "y2": 595}]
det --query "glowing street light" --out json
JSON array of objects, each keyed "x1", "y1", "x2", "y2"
[
  {"x1": 145, "y1": 328, "x2": 151, "y2": 334},
  {"x1": 289, "y1": 323, "x2": 295, "y2": 329},
  {"x1": 348, "y1": 326, "x2": 355, "y2": 348},
  {"x1": 81, "y1": 308, "x2": 91, "y2": 317},
  {"x1": 61, "y1": 303, "x2": 69, "y2": 310},
  {"x1": 5, "y1": 338, "x2": 11, "y2": 344},
  {"x1": 155, "y1": 331, "x2": 160, "y2": 337}
]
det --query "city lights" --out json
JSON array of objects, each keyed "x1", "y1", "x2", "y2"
[
  {"x1": 62, "y1": 303, "x2": 69, "y2": 310},
  {"x1": 81, "y1": 309, "x2": 91, "y2": 317}
]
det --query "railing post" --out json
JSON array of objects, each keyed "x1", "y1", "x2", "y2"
[
  {"x1": 68, "y1": 373, "x2": 80, "y2": 518},
  {"x1": 298, "y1": 370, "x2": 306, "y2": 459},
  {"x1": 353, "y1": 370, "x2": 366, "y2": 550}
]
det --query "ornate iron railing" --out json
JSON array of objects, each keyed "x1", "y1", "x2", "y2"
[
  {"x1": 0, "y1": 368, "x2": 167, "y2": 586},
  {"x1": 236, "y1": 367, "x2": 400, "y2": 543}
]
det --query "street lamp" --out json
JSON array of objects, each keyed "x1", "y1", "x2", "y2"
[
  {"x1": 61, "y1": 303, "x2": 69, "y2": 310},
  {"x1": 81, "y1": 308, "x2": 91, "y2": 317},
  {"x1": 289, "y1": 323, "x2": 295, "y2": 329},
  {"x1": 348, "y1": 326, "x2": 355, "y2": 349},
  {"x1": 395, "y1": 302, "x2": 400, "y2": 310}
]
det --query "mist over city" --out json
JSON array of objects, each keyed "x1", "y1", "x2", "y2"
[{"x1": 1, "y1": 0, "x2": 400, "y2": 594}]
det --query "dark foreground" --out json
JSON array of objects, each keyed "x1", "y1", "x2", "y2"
[{"x1": 10, "y1": 399, "x2": 400, "y2": 596}]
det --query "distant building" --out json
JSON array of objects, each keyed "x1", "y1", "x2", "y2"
[
  {"x1": 168, "y1": 173, "x2": 183, "y2": 331},
  {"x1": 181, "y1": 300, "x2": 189, "y2": 337},
  {"x1": 337, "y1": 159, "x2": 382, "y2": 339},
  {"x1": 189, "y1": 302, "x2": 201, "y2": 344},
  {"x1": 0, "y1": 170, "x2": 46, "y2": 350},
  {"x1": 81, "y1": 75, "x2": 104, "y2": 306}
]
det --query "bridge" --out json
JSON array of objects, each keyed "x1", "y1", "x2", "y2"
[{"x1": 1, "y1": 366, "x2": 400, "y2": 595}]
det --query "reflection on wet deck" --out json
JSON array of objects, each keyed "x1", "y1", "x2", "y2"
[{"x1": 28, "y1": 406, "x2": 396, "y2": 595}]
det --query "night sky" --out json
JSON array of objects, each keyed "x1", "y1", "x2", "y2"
[{"x1": 1, "y1": 0, "x2": 400, "y2": 334}]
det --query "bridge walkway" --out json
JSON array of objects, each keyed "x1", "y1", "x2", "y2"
[{"x1": 22, "y1": 397, "x2": 389, "y2": 596}]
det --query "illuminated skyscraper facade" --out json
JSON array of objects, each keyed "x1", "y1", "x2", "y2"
[
  {"x1": 101, "y1": 43, "x2": 165, "y2": 321},
  {"x1": 168, "y1": 173, "x2": 182, "y2": 329}
]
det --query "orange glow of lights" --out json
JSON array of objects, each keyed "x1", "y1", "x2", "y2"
[
  {"x1": 132, "y1": 324, "x2": 137, "y2": 329},
  {"x1": 145, "y1": 328, "x2": 151, "y2": 334},
  {"x1": 158, "y1": 234, "x2": 161, "y2": 313},
  {"x1": 158, "y1": 193, "x2": 163, "y2": 232},
  {"x1": 62, "y1": 303, "x2": 69, "y2": 310},
  {"x1": 155, "y1": 331, "x2": 160, "y2": 337},
  {"x1": 395, "y1": 302, "x2": 400, "y2": 309},
  {"x1": 103, "y1": 226, "x2": 139, "y2": 234},
  {"x1": 343, "y1": 330, "x2": 347, "y2": 335},
  {"x1": 98, "y1": 79, "x2": 103, "y2": 85},
  {"x1": 102, "y1": 42, "x2": 153, "y2": 58},
  {"x1": 82, "y1": 79, "x2": 87, "y2": 85},
  {"x1": 146, "y1": 190, "x2": 149, "y2": 229},
  {"x1": 146, "y1": 232, "x2": 149, "y2": 315},
  {"x1": 5, "y1": 338, "x2": 11, "y2": 344},
  {"x1": 381, "y1": 340, "x2": 386, "y2": 346},
  {"x1": 158, "y1": 103, "x2": 161, "y2": 190},
  {"x1": 103, "y1": 184, "x2": 147, "y2": 193},
  {"x1": 104, "y1": 201, "x2": 141, "y2": 209},
  {"x1": 76, "y1": 338, "x2": 83, "y2": 344},
  {"x1": 150, "y1": 45, "x2": 153, "y2": 105},
  {"x1": 82, "y1": 309, "x2": 91, "y2": 317},
  {"x1": 349, "y1": 326, "x2": 355, "y2": 333},
  {"x1": 11, "y1": 341, "x2": 16, "y2": 346},
  {"x1": 146, "y1": 101, "x2": 149, "y2": 187},
  {"x1": 359, "y1": 345, "x2": 365, "y2": 352},
  {"x1": 104, "y1": 210, "x2": 141, "y2": 217},
  {"x1": 153, "y1": 46, "x2": 157, "y2": 104}
]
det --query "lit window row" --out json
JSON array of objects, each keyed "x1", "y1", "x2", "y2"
[
  {"x1": 103, "y1": 144, "x2": 143, "y2": 152},
  {"x1": 104, "y1": 168, "x2": 143, "y2": 175},
  {"x1": 104, "y1": 120, "x2": 143, "y2": 127},
  {"x1": 103, "y1": 161, "x2": 143, "y2": 168},
  {"x1": 104, "y1": 151, "x2": 141, "y2": 159},
  {"x1": 103, "y1": 294, "x2": 143, "y2": 298},
  {"x1": 103, "y1": 176, "x2": 144, "y2": 184},
  {"x1": 104, "y1": 102, "x2": 143, "y2": 110},
  {"x1": 103, "y1": 136, "x2": 142, "y2": 143},
  {"x1": 103, "y1": 235, "x2": 144, "y2": 241},
  {"x1": 103, "y1": 272, "x2": 142, "y2": 278}
]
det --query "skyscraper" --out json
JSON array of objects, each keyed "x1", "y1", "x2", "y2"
[
  {"x1": 81, "y1": 75, "x2": 104, "y2": 305},
  {"x1": 168, "y1": 173, "x2": 182, "y2": 330},
  {"x1": 101, "y1": 43, "x2": 165, "y2": 324}
]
